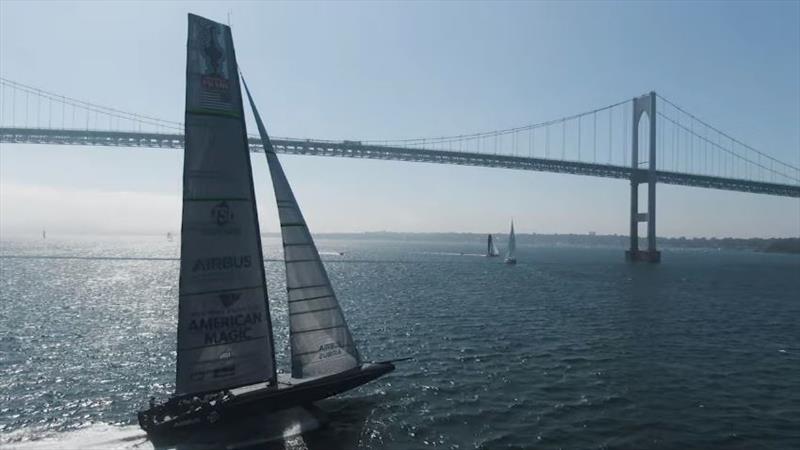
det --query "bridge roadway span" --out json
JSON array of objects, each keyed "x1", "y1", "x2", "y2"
[{"x1": 2, "y1": 127, "x2": 798, "y2": 198}]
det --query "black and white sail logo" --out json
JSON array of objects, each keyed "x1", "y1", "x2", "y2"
[
  {"x1": 219, "y1": 292, "x2": 242, "y2": 308},
  {"x1": 199, "y1": 23, "x2": 232, "y2": 110},
  {"x1": 211, "y1": 200, "x2": 235, "y2": 226},
  {"x1": 202, "y1": 24, "x2": 224, "y2": 77}
]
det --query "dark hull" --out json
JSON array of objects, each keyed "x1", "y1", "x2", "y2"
[{"x1": 139, "y1": 362, "x2": 394, "y2": 437}]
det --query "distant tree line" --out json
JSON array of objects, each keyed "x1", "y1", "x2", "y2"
[{"x1": 272, "y1": 232, "x2": 800, "y2": 254}]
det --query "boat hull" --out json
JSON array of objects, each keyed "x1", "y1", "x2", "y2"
[
  {"x1": 504, "y1": 258, "x2": 516, "y2": 264},
  {"x1": 138, "y1": 362, "x2": 394, "y2": 437}
]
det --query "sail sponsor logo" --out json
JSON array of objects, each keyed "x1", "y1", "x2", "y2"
[
  {"x1": 192, "y1": 255, "x2": 251, "y2": 272},
  {"x1": 317, "y1": 342, "x2": 343, "y2": 360},
  {"x1": 184, "y1": 201, "x2": 242, "y2": 236},
  {"x1": 213, "y1": 365, "x2": 235, "y2": 379},
  {"x1": 200, "y1": 23, "x2": 227, "y2": 79},
  {"x1": 201, "y1": 76, "x2": 229, "y2": 91},
  {"x1": 189, "y1": 364, "x2": 236, "y2": 382},
  {"x1": 197, "y1": 22, "x2": 233, "y2": 110},
  {"x1": 211, "y1": 201, "x2": 235, "y2": 226},
  {"x1": 219, "y1": 292, "x2": 242, "y2": 308},
  {"x1": 189, "y1": 312, "x2": 264, "y2": 346}
]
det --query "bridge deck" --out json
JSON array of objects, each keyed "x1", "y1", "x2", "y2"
[{"x1": 1, "y1": 128, "x2": 798, "y2": 198}]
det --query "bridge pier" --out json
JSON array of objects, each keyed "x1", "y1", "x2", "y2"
[{"x1": 626, "y1": 92, "x2": 661, "y2": 263}]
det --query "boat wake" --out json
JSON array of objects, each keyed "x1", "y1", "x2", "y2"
[
  {"x1": 4, "y1": 407, "x2": 325, "y2": 450},
  {"x1": 3, "y1": 424, "x2": 150, "y2": 450},
  {"x1": 413, "y1": 251, "x2": 486, "y2": 257}
]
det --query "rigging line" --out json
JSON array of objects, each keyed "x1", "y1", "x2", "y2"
[
  {"x1": 658, "y1": 111, "x2": 796, "y2": 182},
  {"x1": 657, "y1": 93, "x2": 798, "y2": 171}
]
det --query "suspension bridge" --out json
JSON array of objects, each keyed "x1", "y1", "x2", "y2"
[{"x1": 0, "y1": 78, "x2": 798, "y2": 262}]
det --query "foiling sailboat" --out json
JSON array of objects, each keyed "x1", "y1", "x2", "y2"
[
  {"x1": 137, "y1": 14, "x2": 394, "y2": 436},
  {"x1": 504, "y1": 221, "x2": 517, "y2": 265},
  {"x1": 486, "y1": 234, "x2": 499, "y2": 257}
]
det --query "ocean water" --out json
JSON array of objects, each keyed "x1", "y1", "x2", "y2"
[{"x1": 1, "y1": 236, "x2": 799, "y2": 449}]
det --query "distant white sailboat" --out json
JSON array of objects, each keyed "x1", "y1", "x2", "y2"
[
  {"x1": 504, "y1": 221, "x2": 516, "y2": 265},
  {"x1": 486, "y1": 234, "x2": 499, "y2": 257}
]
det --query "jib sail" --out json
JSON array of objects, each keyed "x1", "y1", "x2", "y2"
[{"x1": 242, "y1": 78, "x2": 361, "y2": 379}]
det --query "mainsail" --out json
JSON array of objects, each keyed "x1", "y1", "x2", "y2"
[
  {"x1": 487, "y1": 234, "x2": 499, "y2": 257},
  {"x1": 176, "y1": 14, "x2": 276, "y2": 395},
  {"x1": 242, "y1": 79, "x2": 361, "y2": 379},
  {"x1": 505, "y1": 222, "x2": 516, "y2": 261}
]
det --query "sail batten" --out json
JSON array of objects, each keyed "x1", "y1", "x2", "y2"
[
  {"x1": 242, "y1": 78, "x2": 361, "y2": 379},
  {"x1": 175, "y1": 14, "x2": 276, "y2": 395}
]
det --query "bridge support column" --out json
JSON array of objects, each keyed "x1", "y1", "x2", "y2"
[{"x1": 625, "y1": 92, "x2": 661, "y2": 263}]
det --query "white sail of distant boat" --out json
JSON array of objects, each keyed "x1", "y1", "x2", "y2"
[
  {"x1": 504, "y1": 221, "x2": 517, "y2": 264},
  {"x1": 487, "y1": 234, "x2": 499, "y2": 257},
  {"x1": 243, "y1": 80, "x2": 361, "y2": 379},
  {"x1": 175, "y1": 14, "x2": 276, "y2": 396}
]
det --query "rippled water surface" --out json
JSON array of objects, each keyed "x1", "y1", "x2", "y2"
[{"x1": 1, "y1": 236, "x2": 799, "y2": 449}]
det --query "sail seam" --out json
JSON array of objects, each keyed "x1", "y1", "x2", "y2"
[
  {"x1": 288, "y1": 293, "x2": 333, "y2": 303},
  {"x1": 184, "y1": 197, "x2": 250, "y2": 202},
  {"x1": 291, "y1": 324, "x2": 346, "y2": 335},
  {"x1": 181, "y1": 284, "x2": 264, "y2": 297},
  {"x1": 291, "y1": 343, "x2": 356, "y2": 358},
  {"x1": 187, "y1": 108, "x2": 242, "y2": 119},
  {"x1": 283, "y1": 243, "x2": 315, "y2": 248},
  {"x1": 287, "y1": 283, "x2": 330, "y2": 291},
  {"x1": 285, "y1": 258, "x2": 322, "y2": 264},
  {"x1": 178, "y1": 335, "x2": 267, "y2": 352},
  {"x1": 289, "y1": 306, "x2": 339, "y2": 316}
]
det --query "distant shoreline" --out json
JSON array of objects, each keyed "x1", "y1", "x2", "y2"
[
  {"x1": 300, "y1": 232, "x2": 800, "y2": 254},
  {"x1": 3, "y1": 232, "x2": 798, "y2": 254}
]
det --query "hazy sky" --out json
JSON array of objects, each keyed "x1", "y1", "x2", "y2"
[{"x1": 1, "y1": 1, "x2": 798, "y2": 238}]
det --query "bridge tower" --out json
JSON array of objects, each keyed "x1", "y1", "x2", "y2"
[{"x1": 626, "y1": 92, "x2": 661, "y2": 263}]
